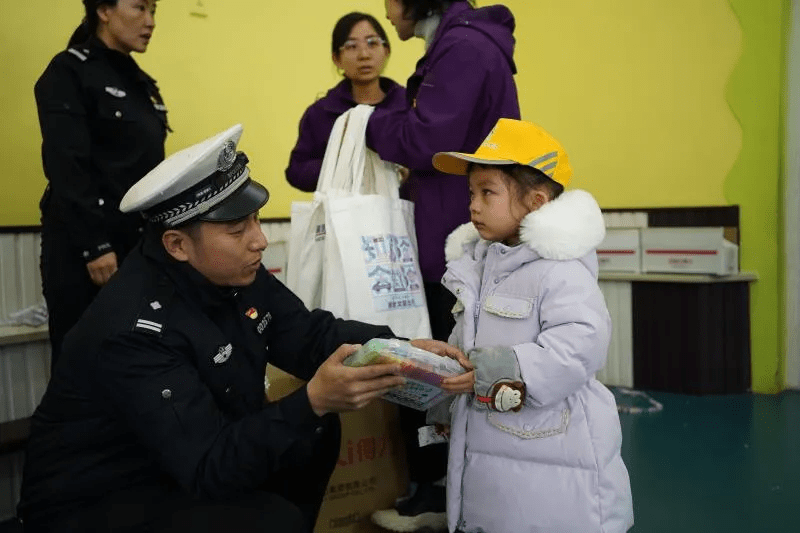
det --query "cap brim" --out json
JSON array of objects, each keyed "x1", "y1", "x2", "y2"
[
  {"x1": 199, "y1": 179, "x2": 269, "y2": 222},
  {"x1": 432, "y1": 152, "x2": 518, "y2": 175}
]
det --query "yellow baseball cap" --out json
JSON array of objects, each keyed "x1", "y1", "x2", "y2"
[{"x1": 432, "y1": 118, "x2": 573, "y2": 187}]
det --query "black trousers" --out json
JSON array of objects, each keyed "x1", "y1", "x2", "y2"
[
  {"x1": 40, "y1": 228, "x2": 99, "y2": 370},
  {"x1": 22, "y1": 417, "x2": 341, "y2": 533},
  {"x1": 39, "y1": 221, "x2": 141, "y2": 370},
  {"x1": 397, "y1": 282, "x2": 455, "y2": 484}
]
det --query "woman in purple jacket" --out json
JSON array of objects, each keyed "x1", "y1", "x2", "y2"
[
  {"x1": 368, "y1": 1, "x2": 520, "y2": 531},
  {"x1": 285, "y1": 12, "x2": 406, "y2": 191}
]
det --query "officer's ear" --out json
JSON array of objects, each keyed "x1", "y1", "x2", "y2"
[{"x1": 162, "y1": 228, "x2": 194, "y2": 262}]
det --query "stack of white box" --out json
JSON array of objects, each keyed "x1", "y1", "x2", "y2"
[
  {"x1": 640, "y1": 227, "x2": 739, "y2": 276},
  {"x1": 597, "y1": 213, "x2": 738, "y2": 276}
]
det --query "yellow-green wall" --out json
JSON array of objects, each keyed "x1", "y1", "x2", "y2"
[{"x1": 0, "y1": 0, "x2": 788, "y2": 392}]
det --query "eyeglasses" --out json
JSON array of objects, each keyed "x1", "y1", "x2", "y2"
[{"x1": 339, "y1": 36, "x2": 386, "y2": 53}]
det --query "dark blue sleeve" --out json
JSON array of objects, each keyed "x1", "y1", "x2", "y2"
[
  {"x1": 263, "y1": 274, "x2": 395, "y2": 380},
  {"x1": 35, "y1": 55, "x2": 113, "y2": 259}
]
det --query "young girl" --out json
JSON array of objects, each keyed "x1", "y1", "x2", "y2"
[
  {"x1": 432, "y1": 118, "x2": 634, "y2": 533},
  {"x1": 285, "y1": 12, "x2": 405, "y2": 191}
]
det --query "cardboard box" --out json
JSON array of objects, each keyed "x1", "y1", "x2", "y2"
[
  {"x1": 266, "y1": 365, "x2": 408, "y2": 533},
  {"x1": 597, "y1": 228, "x2": 641, "y2": 273},
  {"x1": 641, "y1": 227, "x2": 739, "y2": 275}
]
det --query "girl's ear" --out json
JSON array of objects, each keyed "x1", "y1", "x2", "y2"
[
  {"x1": 332, "y1": 53, "x2": 343, "y2": 71},
  {"x1": 528, "y1": 190, "x2": 550, "y2": 212}
]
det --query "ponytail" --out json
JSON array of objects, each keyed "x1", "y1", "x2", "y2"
[
  {"x1": 68, "y1": 1, "x2": 120, "y2": 48},
  {"x1": 67, "y1": 18, "x2": 91, "y2": 48}
]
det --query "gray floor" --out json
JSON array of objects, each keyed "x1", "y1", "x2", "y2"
[{"x1": 2, "y1": 389, "x2": 797, "y2": 533}]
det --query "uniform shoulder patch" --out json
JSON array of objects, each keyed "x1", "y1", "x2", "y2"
[
  {"x1": 66, "y1": 47, "x2": 90, "y2": 62},
  {"x1": 130, "y1": 277, "x2": 174, "y2": 337}
]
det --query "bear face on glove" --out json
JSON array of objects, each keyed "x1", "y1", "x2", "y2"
[{"x1": 477, "y1": 380, "x2": 526, "y2": 412}]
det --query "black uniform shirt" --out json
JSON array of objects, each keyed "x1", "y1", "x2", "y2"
[
  {"x1": 35, "y1": 36, "x2": 169, "y2": 261},
  {"x1": 18, "y1": 235, "x2": 394, "y2": 525}
]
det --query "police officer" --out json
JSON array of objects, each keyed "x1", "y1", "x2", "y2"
[
  {"x1": 17, "y1": 124, "x2": 466, "y2": 533},
  {"x1": 35, "y1": 0, "x2": 169, "y2": 368}
]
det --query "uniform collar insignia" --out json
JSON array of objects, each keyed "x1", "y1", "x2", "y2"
[{"x1": 104, "y1": 86, "x2": 127, "y2": 98}]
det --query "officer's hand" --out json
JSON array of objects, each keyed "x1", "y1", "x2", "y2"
[
  {"x1": 307, "y1": 344, "x2": 405, "y2": 417},
  {"x1": 86, "y1": 252, "x2": 118, "y2": 286},
  {"x1": 410, "y1": 339, "x2": 473, "y2": 371}
]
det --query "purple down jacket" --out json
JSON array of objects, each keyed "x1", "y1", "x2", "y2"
[{"x1": 367, "y1": 2, "x2": 520, "y2": 282}]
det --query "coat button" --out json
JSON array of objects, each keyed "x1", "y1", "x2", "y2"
[
  {"x1": 315, "y1": 426, "x2": 323, "y2": 434},
  {"x1": 225, "y1": 387, "x2": 232, "y2": 394},
  {"x1": 97, "y1": 198, "x2": 105, "y2": 206},
  {"x1": 115, "y1": 110, "x2": 122, "y2": 118},
  {"x1": 161, "y1": 389, "x2": 172, "y2": 399}
]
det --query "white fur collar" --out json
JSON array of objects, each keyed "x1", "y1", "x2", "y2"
[{"x1": 445, "y1": 189, "x2": 606, "y2": 262}]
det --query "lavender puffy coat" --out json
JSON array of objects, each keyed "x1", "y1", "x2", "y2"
[
  {"x1": 285, "y1": 77, "x2": 405, "y2": 192},
  {"x1": 441, "y1": 191, "x2": 634, "y2": 533},
  {"x1": 367, "y1": 2, "x2": 520, "y2": 282}
]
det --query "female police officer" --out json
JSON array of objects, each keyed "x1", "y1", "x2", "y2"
[
  {"x1": 17, "y1": 124, "x2": 467, "y2": 533},
  {"x1": 35, "y1": 0, "x2": 168, "y2": 368}
]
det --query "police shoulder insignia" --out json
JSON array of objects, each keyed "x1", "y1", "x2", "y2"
[
  {"x1": 131, "y1": 280, "x2": 173, "y2": 337},
  {"x1": 134, "y1": 318, "x2": 163, "y2": 335},
  {"x1": 67, "y1": 48, "x2": 90, "y2": 62}
]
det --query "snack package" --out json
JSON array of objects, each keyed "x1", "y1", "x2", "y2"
[{"x1": 343, "y1": 338, "x2": 465, "y2": 410}]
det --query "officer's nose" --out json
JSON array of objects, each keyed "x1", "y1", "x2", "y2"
[{"x1": 251, "y1": 222, "x2": 268, "y2": 252}]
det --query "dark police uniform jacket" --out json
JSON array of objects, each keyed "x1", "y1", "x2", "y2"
[
  {"x1": 35, "y1": 36, "x2": 169, "y2": 262},
  {"x1": 18, "y1": 235, "x2": 394, "y2": 526}
]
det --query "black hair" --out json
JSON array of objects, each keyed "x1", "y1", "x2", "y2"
[
  {"x1": 144, "y1": 217, "x2": 203, "y2": 243},
  {"x1": 331, "y1": 12, "x2": 391, "y2": 58},
  {"x1": 67, "y1": 0, "x2": 157, "y2": 47},
  {"x1": 468, "y1": 162, "x2": 565, "y2": 205},
  {"x1": 400, "y1": 0, "x2": 474, "y2": 23},
  {"x1": 68, "y1": 1, "x2": 117, "y2": 47}
]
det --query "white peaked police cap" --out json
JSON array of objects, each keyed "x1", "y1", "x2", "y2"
[{"x1": 120, "y1": 124, "x2": 269, "y2": 227}]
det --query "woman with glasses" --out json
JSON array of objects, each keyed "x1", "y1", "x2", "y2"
[
  {"x1": 34, "y1": 0, "x2": 169, "y2": 370},
  {"x1": 285, "y1": 12, "x2": 405, "y2": 191}
]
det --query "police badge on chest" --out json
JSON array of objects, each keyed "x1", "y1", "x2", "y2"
[{"x1": 245, "y1": 307, "x2": 272, "y2": 335}]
